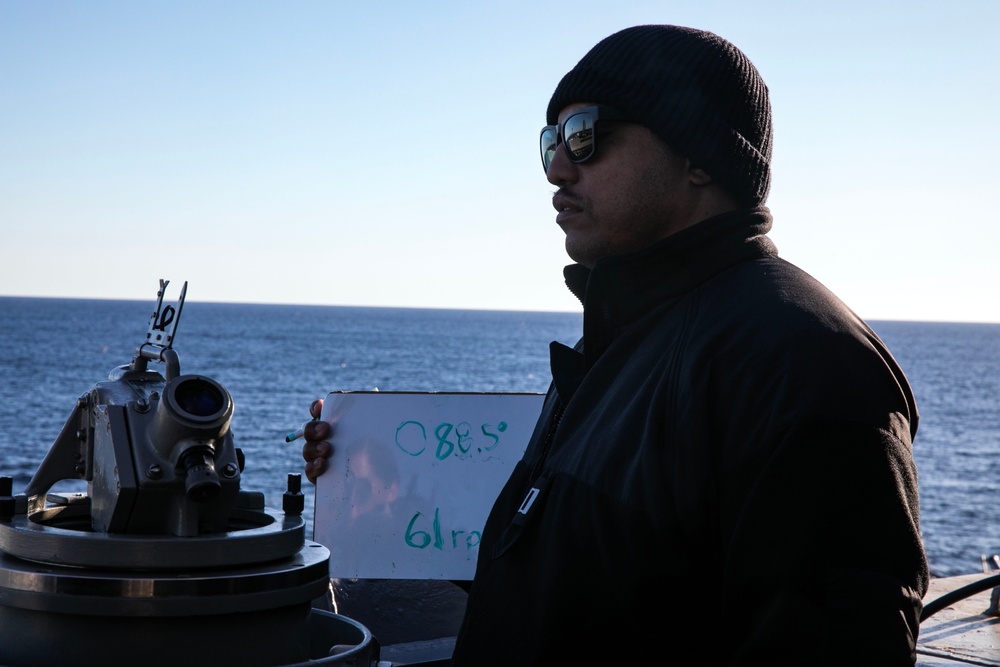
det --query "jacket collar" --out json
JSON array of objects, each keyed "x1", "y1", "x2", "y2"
[{"x1": 563, "y1": 207, "x2": 778, "y2": 367}]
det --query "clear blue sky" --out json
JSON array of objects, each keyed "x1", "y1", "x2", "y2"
[{"x1": 2, "y1": 1, "x2": 997, "y2": 322}]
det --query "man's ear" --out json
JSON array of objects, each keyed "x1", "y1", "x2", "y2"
[{"x1": 688, "y1": 163, "x2": 714, "y2": 186}]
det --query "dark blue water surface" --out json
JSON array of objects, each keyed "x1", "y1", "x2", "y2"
[
  {"x1": 1, "y1": 296, "x2": 997, "y2": 577},
  {"x1": 0, "y1": 295, "x2": 580, "y2": 544}
]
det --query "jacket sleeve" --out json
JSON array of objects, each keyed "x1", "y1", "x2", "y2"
[{"x1": 719, "y1": 417, "x2": 928, "y2": 666}]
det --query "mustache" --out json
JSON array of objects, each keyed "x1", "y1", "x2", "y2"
[{"x1": 552, "y1": 188, "x2": 585, "y2": 208}]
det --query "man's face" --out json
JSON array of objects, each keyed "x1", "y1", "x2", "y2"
[{"x1": 546, "y1": 103, "x2": 697, "y2": 268}]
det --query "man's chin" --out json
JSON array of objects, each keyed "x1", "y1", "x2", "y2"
[{"x1": 564, "y1": 240, "x2": 600, "y2": 268}]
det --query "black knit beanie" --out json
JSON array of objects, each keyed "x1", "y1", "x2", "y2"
[{"x1": 547, "y1": 25, "x2": 773, "y2": 206}]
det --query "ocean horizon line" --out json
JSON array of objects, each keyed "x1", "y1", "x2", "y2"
[
  {"x1": 0, "y1": 293, "x2": 582, "y2": 316},
  {"x1": 3, "y1": 293, "x2": 998, "y2": 326}
]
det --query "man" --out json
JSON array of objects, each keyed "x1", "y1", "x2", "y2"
[{"x1": 304, "y1": 25, "x2": 928, "y2": 665}]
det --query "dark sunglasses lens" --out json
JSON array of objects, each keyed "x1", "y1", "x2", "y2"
[
  {"x1": 564, "y1": 112, "x2": 596, "y2": 162},
  {"x1": 540, "y1": 126, "x2": 558, "y2": 171}
]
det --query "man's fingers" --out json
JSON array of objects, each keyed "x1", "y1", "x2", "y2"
[
  {"x1": 302, "y1": 439, "x2": 331, "y2": 461},
  {"x1": 304, "y1": 419, "x2": 329, "y2": 441},
  {"x1": 302, "y1": 399, "x2": 331, "y2": 486},
  {"x1": 305, "y1": 456, "x2": 328, "y2": 485}
]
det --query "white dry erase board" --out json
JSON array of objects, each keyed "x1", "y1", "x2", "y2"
[{"x1": 314, "y1": 391, "x2": 544, "y2": 580}]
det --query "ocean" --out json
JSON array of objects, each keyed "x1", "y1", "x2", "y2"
[{"x1": 0, "y1": 295, "x2": 997, "y2": 578}]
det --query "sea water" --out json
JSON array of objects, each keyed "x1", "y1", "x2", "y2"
[{"x1": 1, "y1": 296, "x2": 998, "y2": 578}]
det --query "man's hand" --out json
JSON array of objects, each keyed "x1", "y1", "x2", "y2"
[{"x1": 301, "y1": 398, "x2": 334, "y2": 485}]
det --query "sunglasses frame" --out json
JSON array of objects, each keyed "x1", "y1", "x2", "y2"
[{"x1": 539, "y1": 105, "x2": 630, "y2": 172}]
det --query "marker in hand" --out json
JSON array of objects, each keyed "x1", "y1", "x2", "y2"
[{"x1": 285, "y1": 420, "x2": 315, "y2": 443}]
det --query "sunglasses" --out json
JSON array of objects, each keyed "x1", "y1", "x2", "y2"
[{"x1": 539, "y1": 105, "x2": 630, "y2": 172}]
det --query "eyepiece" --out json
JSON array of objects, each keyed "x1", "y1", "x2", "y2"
[
  {"x1": 173, "y1": 378, "x2": 225, "y2": 418},
  {"x1": 180, "y1": 446, "x2": 221, "y2": 503}
]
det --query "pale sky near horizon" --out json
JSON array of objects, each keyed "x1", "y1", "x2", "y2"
[{"x1": 2, "y1": 1, "x2": 998, "y2": 322}]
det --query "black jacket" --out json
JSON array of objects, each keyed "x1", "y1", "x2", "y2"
[{"x1": 451, "y1": 208, "x2": 928, "y2": 665}]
